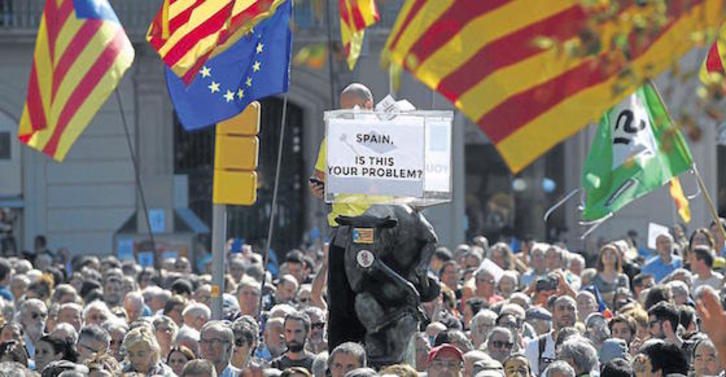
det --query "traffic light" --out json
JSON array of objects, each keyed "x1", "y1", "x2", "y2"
[{"x1": 213, "y1": 101, "x2": 260, "y2": 205}]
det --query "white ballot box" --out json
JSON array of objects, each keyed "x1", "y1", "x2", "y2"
[{"x1": 323, "y1": 108, "x2": 453, "y2": 207}]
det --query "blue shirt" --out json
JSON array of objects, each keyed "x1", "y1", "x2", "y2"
[
  {"x1": 642, "y1": 255, "x2": 682, "y2": 282},
  {"x1": 0, "y1": 285, "x2": 13, "y2": 302}
]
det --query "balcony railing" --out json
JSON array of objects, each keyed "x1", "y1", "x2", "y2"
[{"x1": 0, "y1": 0, "x2": 402, "y2": 41}]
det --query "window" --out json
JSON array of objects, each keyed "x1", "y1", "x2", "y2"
[{"x1": 0, "y1": 132, "x2": 10, "y2": 160}]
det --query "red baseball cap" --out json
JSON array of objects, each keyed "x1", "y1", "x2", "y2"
[{"x1": 427, "y1": 343, "x2": 463, "y2": 364}]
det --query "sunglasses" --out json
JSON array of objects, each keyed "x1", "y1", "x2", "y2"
[
  {"x1": 31, "y1": 312, "x2": 47, "y2": 320},
  {"x1": 491, "y1": 340, "x2": 514, "y2": 349},
  {"x1": 311, "y1": 322, "x2": 325, "y2": 329}
]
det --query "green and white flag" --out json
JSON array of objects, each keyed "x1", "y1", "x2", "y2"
[{"x1": 581, "y1": 82, "x2": 693, "y2": 222}]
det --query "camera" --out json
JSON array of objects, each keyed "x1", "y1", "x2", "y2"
[{"x1": 535, "y1": 275, "x2": 558, "y2": 292}]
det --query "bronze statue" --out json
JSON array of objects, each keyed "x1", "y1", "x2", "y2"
[{"x1": 330, "y1": 204, "x2": 440, "y2": 368}]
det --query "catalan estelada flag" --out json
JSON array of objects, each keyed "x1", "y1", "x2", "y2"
[
  {"x1": 383, "y1": 0, "x2": 725, "y2": 173},
  {"x1": 340, "y1": 0, "x2": 379, "y2": 70},
  {"x1": 147, "y1": 0, "x2": 286, "y2": 84},
  {"x1": 700, "y1": 23, "x2": 726, "y2": 83},
  {"x1": 18, "y1": 0, "x2": 134, "y2": 161}
]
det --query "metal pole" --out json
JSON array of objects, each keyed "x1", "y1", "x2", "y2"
[
  {"x1": 114, "y1": 89, "x2": 156, "y2": 260},
  {"x1": 325, "y1": 0, "x2": 337, "y2": 109},
  {"x1": 693, "y1": 164, "x2": 726, "y2": 245},
  {"x1": 211, "y1": 203, "x2": 227, "y2": 319},
  {"x1": 257, "y1": 95, "x2": 289, "y2": 320}
]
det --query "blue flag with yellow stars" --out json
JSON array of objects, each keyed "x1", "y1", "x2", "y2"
[{"x1": 165, "y1": 0, "x2": 292, "y2": 131}]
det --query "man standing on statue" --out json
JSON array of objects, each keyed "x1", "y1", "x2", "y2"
[{"x1": 308, "y1": 83, "x2": 375, "y2": 352}]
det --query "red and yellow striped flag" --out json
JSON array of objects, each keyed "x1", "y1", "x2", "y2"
[
  {"x1": 18, "y1": 0, "x2": 134, "y2": 161},
  {"x1": 700, "y1": 23, "x2": 726, "y2": 83},
  {"x1": 669, "y1": 177, "x2": 691, "y2": 223},
  {"x1": 340, "y1": 0, "x2": 379, "y2": 70},
  {"x1": 383, "y1": 0, "x2": 725, "y2": 173},
  {"x1": 147, "y1": 0, "x2": 285, "y2": 84}
]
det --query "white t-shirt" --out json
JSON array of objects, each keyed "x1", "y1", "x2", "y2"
[
  {"x1": 691, "y1": 272, "x2": 723, "y2": 296},
  {"x1": 524, "y1": 331, "x2": 556, "y2": 376}
]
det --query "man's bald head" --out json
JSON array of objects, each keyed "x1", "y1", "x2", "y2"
[{"x1": 340, "y1": 83, "x2": 373, "y2": 110}]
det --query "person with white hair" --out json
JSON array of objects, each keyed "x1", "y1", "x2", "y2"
[
  {"x1": 486, "y1": 327, "x2": 515, "y2": 363},
  {"x1": 642, "y1": 232, "x2": 682, "y2": 282},
  {"x1": 175, "y1": 325, "x2": 200, "y2": 356},
  {"x1": 568, "y1": 254, "x2": 586, "y2": 278},
  {"x1": 143, "y1": 286, "x2": 171, "y2": 313},
  {"x1": 576, "y1": 291, "x2": 598, "y2": 324},
  {"x1": 50, "y1": 322, "x2": 78, "y2": 345},
  {"x1": 666, "y1": 280, "x2": 690, "y2": 306},
  {"x1": 124, "y1": 291, "x2": 146, "y2": 323},
  {"x1": 556, "y1": 336, "x2": 598, "y2": 376},
  {"x1": 17, "y1": 298, "x2": 47, "y2": 358},
  {"x1": 521, "y1": 244, "x2": 548, "y2": 288},
  {"x1": 77, "y1": 324, "x2": 111, "y2": 363},
  {"x1": 83, "y1": 301, "x2": 113, "y2": 326},
  {"x1": 470, "y1": 310, "x2": 498, "y2": 348},
  {"x1": 200, "y1": 321, "x2": 240, "y2": 377},
  {"x1": 10, "y1": 275, "x2": 29, "y2": 303},
  {"x1": 182, "y1": 302, "x2": 210, "y2": 331},
  {"x1": 464, "y1": 350, "x2": 496, "y2": 377},
  {"x1": 153, "y1": 315, "x2": 178, "y2": 360},
  {"x1": 474, "y1": 267, "x2": 503, "y2": 305},
  {"x1": 56, "y1": 302, "x2": 83, "y2": 331},
  {"x1": 542, "y1": 360, "x2": 575, "y2": 377},
  {"x1": 236, "y1": 276, "x2": 261, "y2": 317},
  {"x1": 497, "y1": 271, "x2": 519, "y2": 299},
  {"x1": 103, "y1": 319, "x2": 129, "y2": 362},
  {"x1": 121, "y1": 326, "x2": 176, "y2": 376}
]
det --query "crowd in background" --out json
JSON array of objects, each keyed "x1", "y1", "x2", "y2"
[{"x1": 0, "y1": 217, "x2": 724, "y2": 377}]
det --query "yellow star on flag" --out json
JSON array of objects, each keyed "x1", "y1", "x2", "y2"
[
  {"x1": 208, "y1": 81, "x2": 220, "y2": 93},
  {"x1": 224, "y1": 90, "x2": 234, "y2": 102},
  {"x1": 253, "y1": 61, "x2": 261, "y2": 72},
  {"x1": 237, "y1": 89, "x2": 245, "y2": 99},
  {"x1": 246, "y1": 77, "x2": 252, "y2": 87},
  {"x1": 200, "y1": 66, "x2": 211, "y2": 78},
  {"x1": 256, "y1": 42, "x2": 264, "y2": 54}
]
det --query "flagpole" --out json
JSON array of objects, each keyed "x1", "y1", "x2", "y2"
[
  {"x1": 114, "y1": 89, "x2": 157, "y2": 258},
  {"x1": 692, "y1": 164, "x2": 726, "y2": 245},
  {"x1": 325, "y1": 0, "x2": 337, "y2": 109},
  {"x1": 257, "y1": 94, "x2": 289, "y2": 320}
]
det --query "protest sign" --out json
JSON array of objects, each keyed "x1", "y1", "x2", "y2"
[
  {"x1": 327, "y1": 115, "x2": 426, "y2": 197},
  {"x1": 647, "y1": 222, "x2": 670, "y2": 250}
]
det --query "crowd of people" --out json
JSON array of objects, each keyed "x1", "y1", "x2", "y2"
[{"x1": 0, "y1": 218, "x2": 724, "y2": 377}]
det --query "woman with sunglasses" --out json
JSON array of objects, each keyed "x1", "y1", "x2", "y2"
[{"x1": 231, "y1": 316, "x2": 260, "y2": 370}]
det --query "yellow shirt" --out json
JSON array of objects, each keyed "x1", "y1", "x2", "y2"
[{"x1": 315, "y1": 137, "x2": 374, "y2": 227}]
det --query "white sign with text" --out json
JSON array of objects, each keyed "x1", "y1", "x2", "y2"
[{"x1": 327, "y1": 116, "x2": 425, "y2": 197}]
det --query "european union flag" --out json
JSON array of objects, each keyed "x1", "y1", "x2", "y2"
[{"x1": 166, "y1": 0, "x2": 292, "y2": 131}]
